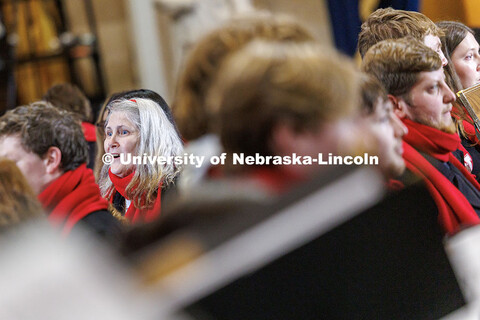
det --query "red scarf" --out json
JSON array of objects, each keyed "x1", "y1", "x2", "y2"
[
  {"x1": 402, "y1": 119, "x2": 480, "y2": 234},
  {"x1": 81, "y1": 122, "x2": 96, "y2": 142},
  {"x1": 38, "y1": 164, "x2": 109, "y2": 236},
  {"x1": 108, "y1": 169, "x2": 161, "y2": 224},
  {"x1": 386, "y1": 179, "x2": 404, "y2": 191}
]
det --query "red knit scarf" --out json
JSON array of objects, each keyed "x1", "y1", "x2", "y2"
[
  {"x1": 108, "y1": 169, "x2": 161, "y2": 224},
  {"x1": 402, "y1": 119, "x2": 480, "y2": 234},
  {"x1": 38, "y1": 164, "x2": 109, "y2": 236},
  {"x1": 81, "y1": 122, "x2": 96, "y2": 142}
]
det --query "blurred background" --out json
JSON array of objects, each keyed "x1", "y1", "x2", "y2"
[{"x1": 0, "y1": 0, "x2": 478, "y2": 117}]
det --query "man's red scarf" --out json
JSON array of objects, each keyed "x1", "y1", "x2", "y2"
[
  {"x1": 108, "y1": 170, "x2": 161, "y2": 224},
  {"x1": 38, "y1": 164, "x2": 109, "y2": 236},
  {"x1": 402, "y1": 119, "x2": 480, "y2": 234}
]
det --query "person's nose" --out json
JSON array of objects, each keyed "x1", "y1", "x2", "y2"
[
  {"x1": 107, "y1": 133, "x2": 119, "y2": 150},
  {"x1": 443, "y1": 85, "x2": 456, "y2": 104}
]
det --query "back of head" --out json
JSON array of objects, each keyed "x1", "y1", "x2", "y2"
[
  {"x1": 0, "y1": 101, "x2": 88, "y2": 172},
  {"x1": 0, "y1": 158, "x2": 43, "y2": 227},
  {"x1": 358, "y1": 8, "x2": 442, "y2": 57},
  {"x1": 209, "y1": 40, "x2": 360, "y2": 156},
  {"x1": 173, "y1": 13, "x2": 314, "y2": 141},
  {"x1": 361, "y1": 37, "x2": 442, "y2": 96},
  {"x1": 43, "y1": 83, "x2": 93, "y2": 123}
]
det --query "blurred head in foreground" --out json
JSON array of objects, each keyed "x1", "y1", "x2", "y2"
[
  {"x1": 358, "y1": 73, "x2": 407, "y2": 179},
  {"x1": 173, "y1": 13, "x2": 314, "y2": 142},
  {"x1": 0, "y1": 158, "x2": 44, "y2": 228},
  {"x1": 207, "y1": 41, "x2": 362, "y2": 192}
]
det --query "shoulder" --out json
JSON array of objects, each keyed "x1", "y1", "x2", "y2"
[{"x1": 80, "y1": 209, "x2": 124, "y2": 241}]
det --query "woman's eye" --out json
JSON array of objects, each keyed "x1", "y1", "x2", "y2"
[
  {"x1": 121, "y1": 130, "x2": 129, "y2": 135},
  {"x1": 466, "y1": 54, "x2": 473, "y2": 60},
  {"x1": 106, "y1": 131, "x2": 112, "y2": 137}
]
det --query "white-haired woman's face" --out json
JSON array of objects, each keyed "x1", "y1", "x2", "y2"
[{"x1": 104, "y1": 111, "x2": 139, "y2": 177}]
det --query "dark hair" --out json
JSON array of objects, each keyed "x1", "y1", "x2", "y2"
[
  {"x1": 0, "y1": 102, "x2": 88, "y2": 171},
  {"x1": 43, "y1": 83, "x2": 93, "y2": 123}
]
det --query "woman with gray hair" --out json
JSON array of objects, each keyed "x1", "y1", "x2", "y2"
[{"x1": 98, "y1": 97, "x2": 183, "y2": 223}]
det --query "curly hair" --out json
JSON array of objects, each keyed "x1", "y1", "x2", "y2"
[{"x1": 0, "y1": 101, "x2": 88, "y2": 172}]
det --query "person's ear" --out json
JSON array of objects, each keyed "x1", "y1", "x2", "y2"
[
  {"x1": 43, "y1": 146, "x2": 62, "y2": 174},
  {"x1": 388, "y1": 94, "x2": 408, "y2": 119}
]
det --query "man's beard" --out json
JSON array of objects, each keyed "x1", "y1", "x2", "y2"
[{"x1": 414, "y1": 116, "x2": 457, "y2": 134}]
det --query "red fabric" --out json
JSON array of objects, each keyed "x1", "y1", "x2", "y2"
[
  {"x1": 38, "y1": 164, "x2": 109, "y2": 236},
  {"x1": 386, "y1": 179, "x2": 404, "y2": 191},
  {"x1": 402, "y1": 119, "x2": 461, "y2": 162},
  {"x1": 81, "y1": 122, "x2": 96, "y2": 142},
  {"x1": 402, "y1": 119, "x2": 480, "y2": 234},
  {"x1": 108, "y1": 169, "x2": 161, "y2": 223}
]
